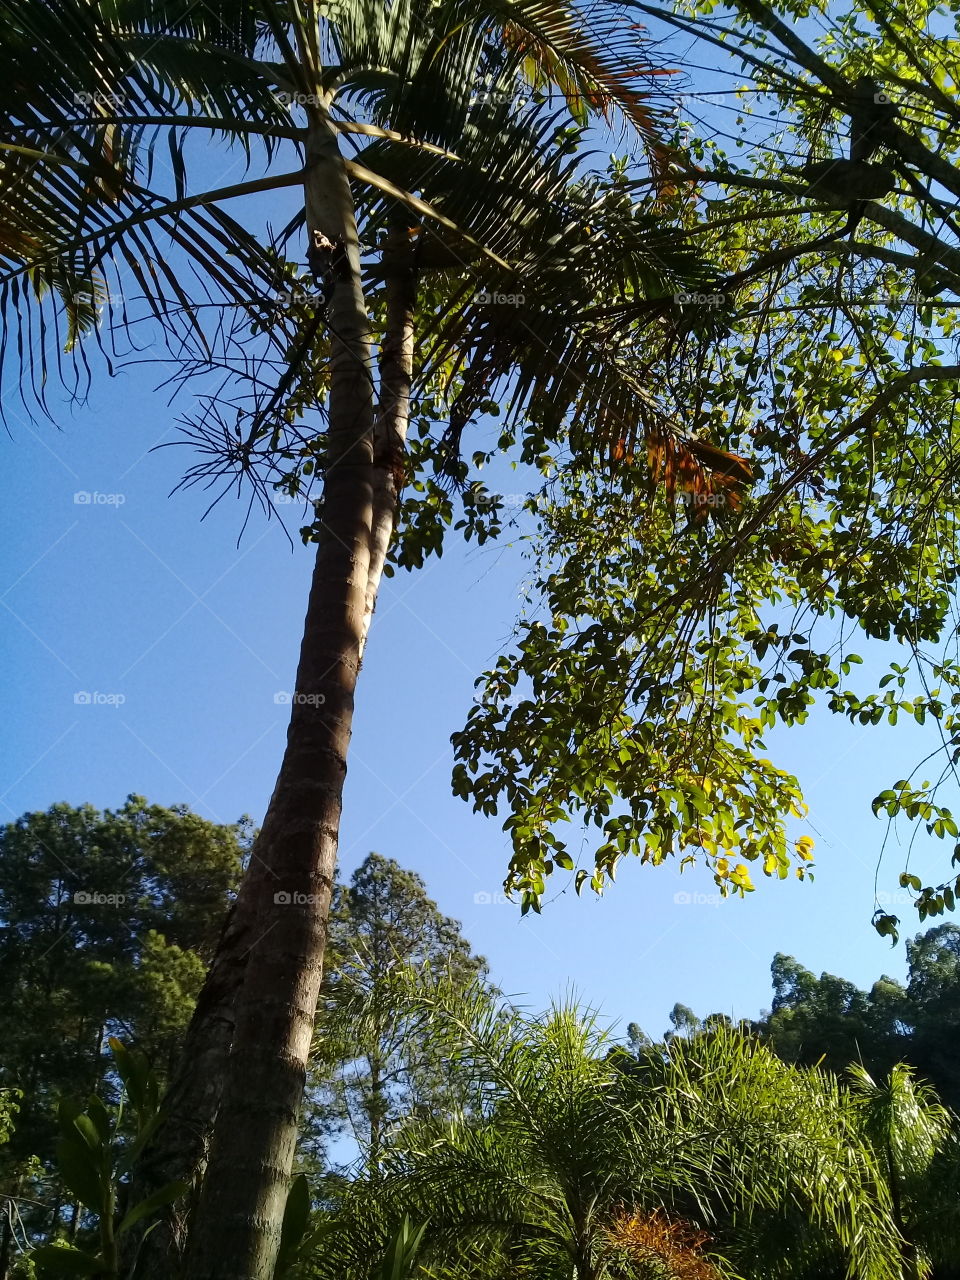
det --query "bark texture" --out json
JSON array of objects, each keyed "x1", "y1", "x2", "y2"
[
  {"x1": 118, "y1": 862, "x2": 271, "y2": 1278},
  {"x1": 181, "y1": 123, "x2": 419, "y2": 1280},
  {"x1": 123, "y1": 147, "x2": 418, "y2": 1280}
]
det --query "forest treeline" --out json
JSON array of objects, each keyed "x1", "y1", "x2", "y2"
[{"x1": 2, "y1": 801, "x2": 960, "y2": 1278}]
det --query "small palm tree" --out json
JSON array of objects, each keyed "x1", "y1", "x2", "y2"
[
  {"x1": 309, "y1": 991, "x2": 904, "y2": 1280},
  {"x1": 848, "y1": 1063, "x2": 960, "y2": 1280}
]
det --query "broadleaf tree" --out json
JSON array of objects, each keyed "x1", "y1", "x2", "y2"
[{"x1": 448, "y1": 0, "x2": 960, "y2": 933}]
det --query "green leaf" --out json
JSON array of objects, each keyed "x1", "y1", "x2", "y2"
[
  {"x1": 55, "y1": 1137, "x2": 106, "y2": 1214},
  {"x1": 31, "y1": 1243, "x2": 105, "y2": 1275},
  {"x1": 117, "y1": 1179, "x2": 189, "y2": 1237},
  {"x1": 272, "y1": 1174, "x2": 311, "y2": 1277},
  {"x1": 376, "y1": 1217, "x2": 429, "y2": 1280}
]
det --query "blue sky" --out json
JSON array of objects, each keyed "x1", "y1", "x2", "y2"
[
  {"x1": 1, "y1": 356, "x2": 949, "y2": 1041},
  {"x1": 2, "y1": 46, "x2": 956, "y2": 1045}
]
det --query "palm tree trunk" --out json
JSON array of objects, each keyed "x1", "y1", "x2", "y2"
[
  {"x1": 119, "y1": 873, "x2": 266, "y2": 1277},
  {"x1": 361, "y1": 220, "x2": 417, "y2": 655},
  {"x1": 179, "y1": 130, "x2": 417, "y2": 1280}
]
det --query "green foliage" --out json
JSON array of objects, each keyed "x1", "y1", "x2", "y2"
[
  {"x1": 305, "y1": 854, "x2": 491, "y2": 1172},
  {"x1": 373, "y1": 1217, "x2": 427, "y2": 1280},
  {"x1": 848, "y1": 1062, "x2": 960, "y2": 1275},
  {"x1": 0, "y1": 797, "x2": 245, "y2": 1248},
  {"x1": 0, "y1": 1090, "x2": 21, "y2": 1148},
  {"x1": 757, "y1": 925, "x2": 960, "y2": 1109},
  {"x1": 29, "y1": 1041, "x2": 187, "y2": 1279},
  {"x1": 442, "y1": 0, "x2": 960, "y2": 922},
  {"x1": 307, "y1": 988, "x2": 907, "y2": 1280},
  {"x1": 273, "y1": 1175, "x2": 336, "y2": 1280},
  {"x1": 453, "y1": 467, "x2": 817, "y2": 908}
]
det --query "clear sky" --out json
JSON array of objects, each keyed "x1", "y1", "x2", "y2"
[
  {"x1": 1, "y1": 56, "x2": 954, "y2": 1046},
  {"x1": 1, "y1": 352, "x2": 949, "y2": 1041}
]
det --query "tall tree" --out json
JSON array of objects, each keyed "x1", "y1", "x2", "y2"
[
  {"x1": 307, "y1": 853, "x2": 489, "y2": 1172},
  {"x1": 0, "y1": 5, "x2": 723, "y2": 1273},
  {"x1": 0, "y1": 798, "x2": 244, "y2": 1173}
]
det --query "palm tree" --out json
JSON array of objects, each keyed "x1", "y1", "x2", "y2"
[
  {"x1": 848, "y1": 1063, "x2": 960, "y2": 1280},
  {"x1": 309, "y1": 992, "x2": 904, "y2": 1280},
  {"x1": 0, "y1": 4, "x2": 745, "y2": 1275}
]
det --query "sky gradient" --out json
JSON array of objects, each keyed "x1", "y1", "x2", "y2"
[{"x1": 1, "y1": 351, "x2": 949, "y2": 1042}]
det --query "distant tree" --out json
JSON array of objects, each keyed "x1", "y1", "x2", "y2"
[
  {"x1": 757, "y1": 953, "x2": 909, "y2": 1081},
  {"x1": 621, "y1": 929, "x2": 960, "y2": 1113},
  {"x1": 903, "y1": 926, "x2": 960, "y2": 1111},
  {"x1": 638, "y1": 927, "x2": 960, "y2": 1111},
  {"x1": 0, "y1": 798, "x2": 246, "y2": 1221},
  {"x1": 306, "y1": 854, "x2": 489, "y2": 1173},
  {"x1": 666, "y1": 1004, "x2": 701, "y2": 1040}
]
